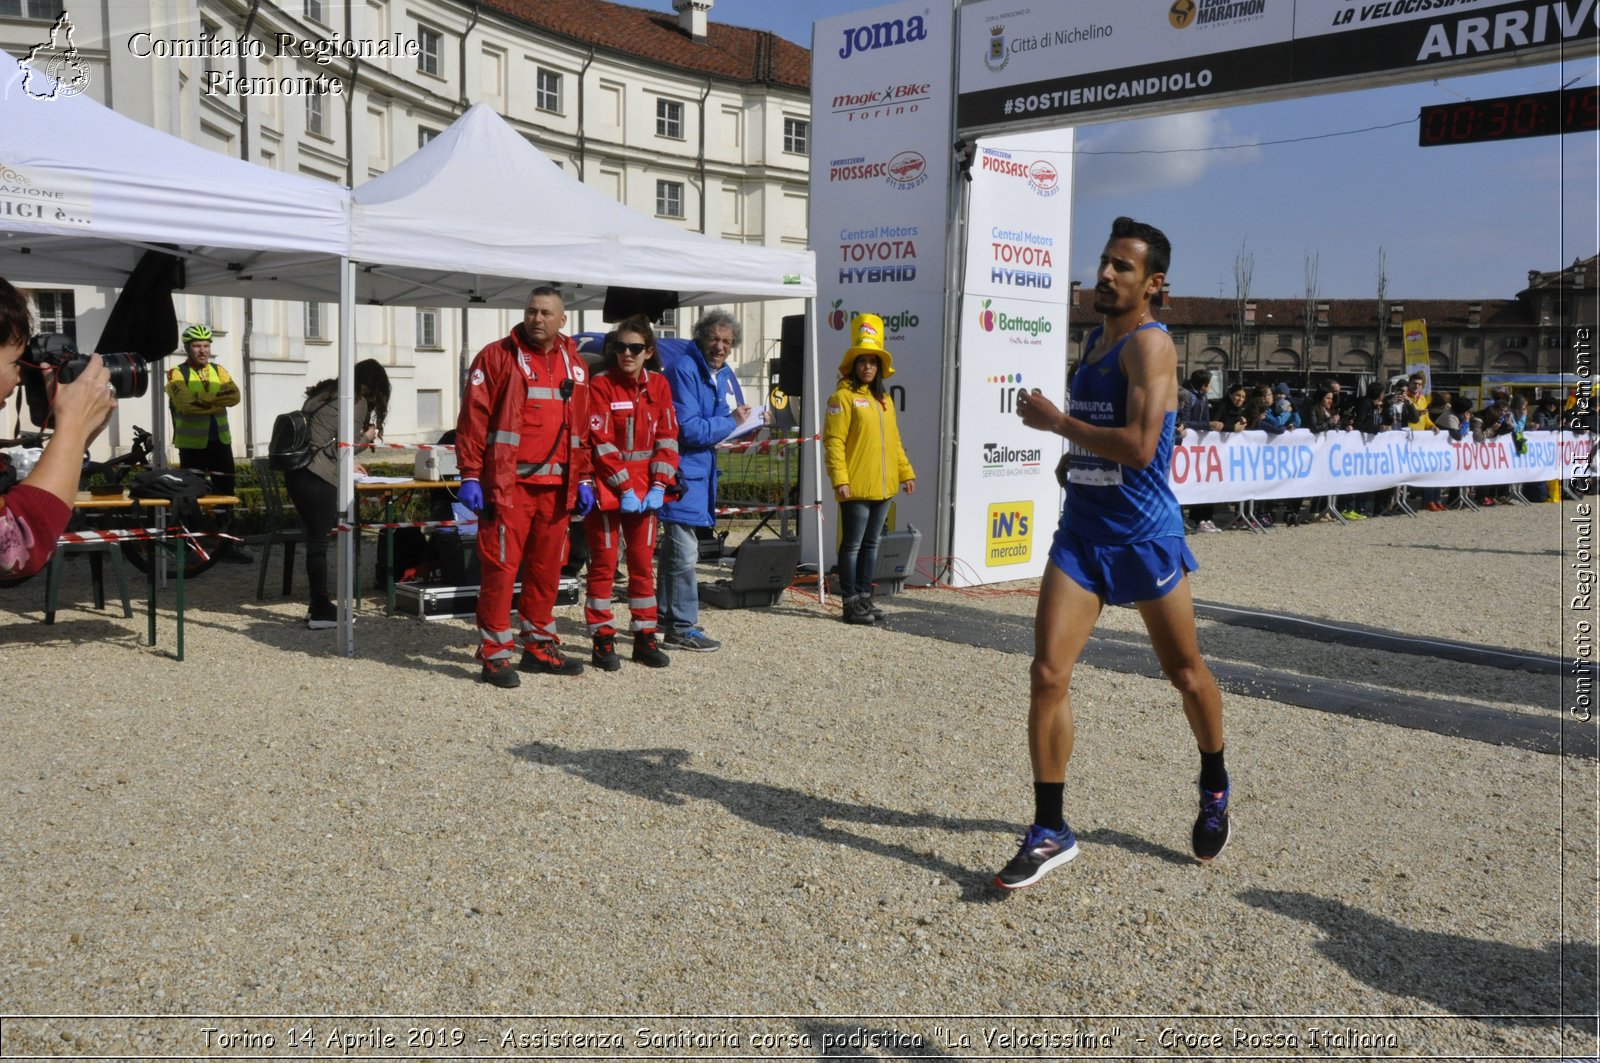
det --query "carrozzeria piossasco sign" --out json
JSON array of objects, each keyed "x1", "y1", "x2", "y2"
[{"x1": 956, "y1": 0, "x2": 1598, "y2": 130}]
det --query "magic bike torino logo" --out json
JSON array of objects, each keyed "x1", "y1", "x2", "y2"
[
  {"x1": 1170, "y1": 0, "x2": 1269, "y2": 30},
  {"x1": 981, "y1": 442, "x2": 1044, "y2": 479},
  {"x1": 20, "y1": 12, "x2": 91, "y2": 99},
  {"x1": 986, "y1": 501, "x2": 1033, "y2": 566},
  {"x1": 830, "y1": 81, "x2": 933, "y2": 124}
]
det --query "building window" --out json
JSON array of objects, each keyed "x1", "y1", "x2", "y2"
[
  {"x1": 656, "y1": 98, "x2": 684, "y2": 139},
  {"x1": 1503, "y1": 335, "x2": 1529, "y2": 349},
  {"x1": 657, "y1": 308, "x2": 678, "y2": 339},
  {"x1": 655, "y1": 180, "x2": 684, "y2": 219},
  {"x1": 536, "y1": 68, "x2": 562, "y2": 113},
  {"x1": 305, "y1": 302, "x2": 327, "y2": 341},
  {"x1": 783, "y1": 117, "x2": 809, "y2": 155},
  {"x1": 1462, "y1": 335, "x2": 1479, "y2": 348},
  {"x1": 0, "y1": 0, "x2": 64, "y2": 17},
  {"x1": 32, "y1": 290, "x2": 75, "y2": 341},
  {"x1": 417, "y1": 389, "x2": 442, "y2": 429},
  {"x1": 417, "y1": 26, "x2": 441, "y2": 76},
  {"x1": 1168, "y1": 329, "x2": 1187, "y2": 344},
  {"x1": 1545, "y1": 334, "x2": 1563, "y2": 348},
  {"x1": 306, "y1": 93, "x2": 324, "y2": 136},
  {"x1": 416, "y1": 308, "x2": 440, "y2": 348},
  {"x1": 1206, "y1": 333, "x2": 1222, "y2": 345},
  {"x1": 304, "y1": 0, "x2": 324, "y2": 24},
  {"x1": 418, "y1": 126, "x2": 439, "y2": 149},
  {"x1": 1277, "y1": 333, "x2": 1296, "y2": 348}
]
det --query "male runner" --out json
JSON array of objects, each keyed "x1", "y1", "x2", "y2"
[{"x1": 995, "y1": 216, "x2": 1230, "y2": 890}]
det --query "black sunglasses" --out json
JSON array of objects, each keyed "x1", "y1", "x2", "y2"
[{"x1": 613, "y1": 342, "x2": 649, "y2": 356}]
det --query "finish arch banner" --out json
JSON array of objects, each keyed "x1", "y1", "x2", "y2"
[{"x1": 948, "y1": 129, "x2": 1074, "y2": 587}]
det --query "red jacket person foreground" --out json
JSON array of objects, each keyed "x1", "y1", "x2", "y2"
[{"x1": 455, "y1": 286, "x2": 595, "y2": 688}]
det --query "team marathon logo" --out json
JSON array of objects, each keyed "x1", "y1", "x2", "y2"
[
  {"x1": 830, "y1": 81, "x2": 932, "y2": 124},
  {"x1": 1169, "y1": 0, "x2": 1268, "y2": 29},
  {"x1": 836, "y1": 225, "x2": 919, "y2": 285},
  {"x1": 980, "y1": 441, "x2": 1044, "y2": 479},
  {"x1": 20, "y1": 12, "x2": 91, "y2": 99},
  {"x1": 986, "y1": 501, "x2": 1033, "y2": 566},
  {"x1": 827, "y1": 151, "x2": 929, "y2": 192},
  {"x1": 980, "y1": 150, "x2": 1061, "y2": 198},
  {"x1": 836, "y1": 14, "x2": 929, "y2": 60}
]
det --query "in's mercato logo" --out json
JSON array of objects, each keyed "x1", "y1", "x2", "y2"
[
  {"x1": 837, "y1": 15, "x2": 929, "y2": 60},
  {"x1": 21, "y1": 12, "x2": 91, "y2": 100},
  {"x1": 986, "y1": 501, "x2": 1033, "y2": 566}
]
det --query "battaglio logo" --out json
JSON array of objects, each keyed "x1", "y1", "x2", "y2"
[
  {"x1": 978, "y1": 301, "x2": 1053, "y2": 340},
  {"x1": 837, "y1": 15, "x2": 929, "y2": 60},
  {"x1": 986, "y1": 501, "x2": 1033, "y2": 566},
  {"x1": 828, "y1": 303, "x2": 920, "y2": 335}
]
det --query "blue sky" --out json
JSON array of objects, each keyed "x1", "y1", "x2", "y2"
[{"x1": 635, "y1": 0, "x2": 1597, "y2": 302}]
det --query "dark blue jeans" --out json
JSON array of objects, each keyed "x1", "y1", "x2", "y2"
[{"x1": 837, "y1": 498, "x2": 892, "y2": 599}]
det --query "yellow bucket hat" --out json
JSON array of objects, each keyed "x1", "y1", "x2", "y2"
[{"x1": 838, "y1": 312, "x2": 895, "y2": 379}]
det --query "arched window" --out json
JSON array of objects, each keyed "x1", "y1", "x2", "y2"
[
  {"x1": 1265, "y1": 348, "x2": 1299, "y2": 371},
  {"x1": 1491, "y1": 351, "x2": 1530, "y2": 372},
  {"x1": 1337, "y1": 350, "x2": 1376, "y2": 373}
]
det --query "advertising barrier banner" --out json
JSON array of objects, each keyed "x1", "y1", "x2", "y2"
[
  {"x1": 806, "y1": 1, "x2": 956, "y2": 579},
  {"x1": 1169, "y1": 428, "x2": 1587, "y2": 504}
]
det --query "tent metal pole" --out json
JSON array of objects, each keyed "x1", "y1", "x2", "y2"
[
  {"x1": 806, "y1": 298, "x2": 826, "y2": 606},
  {"x1": 338, "y1": 257, "x2": 356, "y2": 657}
]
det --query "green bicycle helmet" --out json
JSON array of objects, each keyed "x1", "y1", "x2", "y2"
[{"x1": 181, "y1": 323, "x2": 213, "y2": 345}]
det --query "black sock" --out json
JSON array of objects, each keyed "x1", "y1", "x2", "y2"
[
  {"x1": 1199, "y1": 746, "x2": 1228, "y2": 792},
  {"x1": 1033, "y1": 781, "x2": 1065, "y2": 831}
]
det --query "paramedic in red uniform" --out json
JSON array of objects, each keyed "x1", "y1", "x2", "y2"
[
  {"x1": 583, "y1": 316, "x2": 679, "y2": 671},
  {"x1": 455, "y1": 286, "x2": 596, "y2": 688}
]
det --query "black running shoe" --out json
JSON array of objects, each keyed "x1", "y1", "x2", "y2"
[
  {"x1": 1192, "y1": 783, "x2": 1230, "y2": 861},
  {"x1": 994, "y1": 822, "x2": 1079, "y2": 890}
]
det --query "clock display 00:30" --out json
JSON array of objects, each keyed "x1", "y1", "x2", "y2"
[{"x1": 1418, "y1": 85, "x2": 1599, "y2": 146}]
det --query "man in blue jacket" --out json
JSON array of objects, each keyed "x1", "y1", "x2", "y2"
[{"x1": 657, "y1": 309, "x2": 751, "y2": 652}]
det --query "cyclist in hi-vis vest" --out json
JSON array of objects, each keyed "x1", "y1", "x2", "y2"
[{"x1": 166, "y1": 324, "x2": 251, "y2": 562}]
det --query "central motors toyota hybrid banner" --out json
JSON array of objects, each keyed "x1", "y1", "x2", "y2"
[
  {"x1": 956, "y1": 0, "x2": 1597, "y2": 132},
  {"x1": 948, "y1": 129, "x2": 1074, "y2": 587},
  {"x1": 807, "y1": 1, "x2": 956, "y2": 581}
]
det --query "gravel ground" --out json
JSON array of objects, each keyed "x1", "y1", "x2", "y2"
[{"x1": 0, "y1": 499, "x2": 1592, "y2": 1060}]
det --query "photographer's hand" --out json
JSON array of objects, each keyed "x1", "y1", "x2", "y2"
[{"x1": 25, "y1": 355, "x2": 116, "y2": 506}]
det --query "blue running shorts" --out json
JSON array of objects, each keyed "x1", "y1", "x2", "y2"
[{"x1": 1048, "y1": 527, "x2": 1198, "y2": 605}]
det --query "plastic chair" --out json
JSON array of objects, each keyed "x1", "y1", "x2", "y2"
[{"x1": 251, "y1": 458, "x2": 308, "y2": 599}]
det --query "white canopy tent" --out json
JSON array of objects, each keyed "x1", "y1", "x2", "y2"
[{"x1": 3, "y1": 67, "x2": 821, "y2": 653}]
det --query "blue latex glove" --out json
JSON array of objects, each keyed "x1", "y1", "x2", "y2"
[
  {"x1": 619, "y1": 489, "x2": 643, "y2": 514},
  {"x1": 644, "y1": 485, "x2": 666, "y2": 511},
  {"x1": 458, "y1": 479, "x2": 484, "y2": 514},
  {"x1": 574, "y1": 482, "x2": 597, "y2": 517}
]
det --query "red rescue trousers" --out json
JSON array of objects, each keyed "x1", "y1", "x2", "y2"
[
  {"x1": 475, "y1": 481, "x2": 570, "y2": 661},
  {"x1": 583, "y1": 509, "x2": 659, "y2": 637}
]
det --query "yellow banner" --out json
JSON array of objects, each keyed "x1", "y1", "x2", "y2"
[{"x1": 1401, "y1": 318, "x2": 1430, "y2": 371}]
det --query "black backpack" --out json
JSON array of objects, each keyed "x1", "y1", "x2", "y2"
[{"x1": 268, "y1": 397, "x2": 334, "y2": 472}]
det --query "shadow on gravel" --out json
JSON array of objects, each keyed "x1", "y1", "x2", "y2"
[
  {"x1": 1077, "y1": 827, "x2": 1193, "y2": 867},
  {"x1": 1402, "y1": 543, "x2": 1564, "y2": 558},
  {"x1": 1240, "y1": 889, "x2": 1599, "y2": 1030},
  {"x1": 510, "y1": 742, "x2": 1013, "y2": 904}
]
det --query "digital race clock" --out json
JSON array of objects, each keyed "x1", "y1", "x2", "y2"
[{"x1": 1419, "y1": 86, "x2": 1599, "y2": 147}]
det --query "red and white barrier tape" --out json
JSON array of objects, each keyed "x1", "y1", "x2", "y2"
[
  {"x1": 334, "y1": 518, "x2": 476, "y2": 534},
  {"x1": 715, "y1": 434, "x2": 819, "y2": 454},
  {"x1": 58, "y1": 528, "x2": 239, "y2": 545},
  {"x1": 337, "y1": 441, "x2": 457, "y2": 450},
  {"x1": 713, "y1": 503, "x2": 824, "y2": 517}
]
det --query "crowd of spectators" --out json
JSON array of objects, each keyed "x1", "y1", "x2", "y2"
[{"x1": 1178, "y1": 371, "x2": 1583, "y2": 531}]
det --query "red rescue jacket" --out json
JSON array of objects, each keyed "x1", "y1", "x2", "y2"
[
  {"x1": 455, "y1": 326, "x2": 591, "y2": 510},
  {"x1": 587, "y1": 366, "x2": 679, "y2": 511}
]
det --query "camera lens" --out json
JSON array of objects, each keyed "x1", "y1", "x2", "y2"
[{"x1": 58, "y1": 351, "x2": 149, "y2": 400}]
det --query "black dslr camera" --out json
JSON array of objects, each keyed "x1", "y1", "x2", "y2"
[{"x1": 20, "y1": 334, "x2": 149, "y2": 428}]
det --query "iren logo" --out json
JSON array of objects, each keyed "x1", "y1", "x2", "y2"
[{"x1": 838, "y1": 15, "x2": 929, "y2": 60}]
